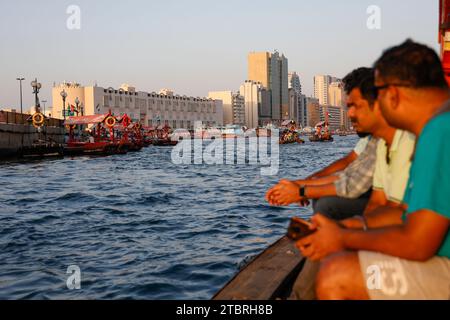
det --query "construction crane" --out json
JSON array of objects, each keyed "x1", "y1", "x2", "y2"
[{"x1": 439, "y1": 0, "x2": 450, "y2": 83}]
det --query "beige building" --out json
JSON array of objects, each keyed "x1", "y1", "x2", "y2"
[
  {"x1": 248, "y1": 51, "x2": 288, "y2": 123},
  {"x1": 208, "y1": 91, "x2": 245, "y2": 126},
  {"x1": 52, "y1": 82, "x2": 223, "y2": 129},
  {"x1": 314, "y1": 75, "x2": 339, "y2": 106},
  {"x1": 328, "y1": 81, "x2": 345, "y2": 107},
  {"x1": 305, "y1": 97, "x2": 321, "y2": 127},
  {"x1": 322, "y1": 105, "x2": 343, "y2": 131}
]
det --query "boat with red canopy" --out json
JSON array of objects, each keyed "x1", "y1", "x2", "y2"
[{"x1": 64, "y1": 113, "x2": 127, "y2": 156}]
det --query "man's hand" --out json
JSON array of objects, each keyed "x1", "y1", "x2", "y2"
[
  {"x1": 295, "y1": 214, "x2": 345, "y2": 261},
  {"x1": 266, "y1": 179, "x2": 306, "y2": 206},
  {"x1": 339, "y1": 217, "x2": 365, "y2": 230}
]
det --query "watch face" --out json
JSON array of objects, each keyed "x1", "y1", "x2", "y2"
[{"x1": 299, "y1": 187, "x2": 305, "y2": 197}]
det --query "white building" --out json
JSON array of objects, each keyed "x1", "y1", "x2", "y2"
[
  {"x1": 208, "y1": 91, "x2": 245, "y2": 126},
  {"x1": 52, "y1": 82, "x2": 223, "y2": 129},
  {"x1": 239, "y1": 80, "x2": 271, "y2": 129}
]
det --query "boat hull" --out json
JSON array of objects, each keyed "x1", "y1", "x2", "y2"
[{"x1": 213, "y1": 236, "x2": 305, "y2": 300}]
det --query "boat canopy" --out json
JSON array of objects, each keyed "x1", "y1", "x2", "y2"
[
  {"x1": 64, "y1": 114, "x2": 110, "y2": 126},
  {"x1": 315, "y1": 121, "x2": 326, "y2": 127},
  {"x1": 281, "y1": 120, "x2": 295, "y2": 127}
]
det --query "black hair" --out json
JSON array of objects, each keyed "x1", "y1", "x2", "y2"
[
  {"x1": 342, "y1": 67, "x2": 377, "y2": 105},
  {"x1": 374, "y1": 39, "x2": 448, "y2": 89}
]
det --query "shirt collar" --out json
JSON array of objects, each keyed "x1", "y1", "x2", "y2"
[{"x1": 390, "y1": 129, "x2": 403, "y2": 153}]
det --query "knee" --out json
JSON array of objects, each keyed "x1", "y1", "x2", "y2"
[
  {"x1": 315, "y1": 252, "x2": 356, "y2": 300},
  {"x1": 313, "y1": 197, "x2": 335, "y2": 215}
]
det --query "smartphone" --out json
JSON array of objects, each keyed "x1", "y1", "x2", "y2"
[{"x1": 287, "y1": 217, "x2": 315, "y2": 241}]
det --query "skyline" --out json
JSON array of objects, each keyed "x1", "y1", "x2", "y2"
[{"x1": 0, "y1": 0, "x2": 439, "y2": 110}]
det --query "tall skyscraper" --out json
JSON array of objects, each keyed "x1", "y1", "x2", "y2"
[
  {"x1": 248, "y1": 51, "x2": 288, "y2": 123},
  {"x1": 314, "y1": 75, "x2": 339, "y2": 106}
]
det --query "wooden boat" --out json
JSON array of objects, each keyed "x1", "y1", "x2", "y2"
[
  {"x1": 279, "y1": 120, "x2": 305, "y2": 145},
  {"x1": 152, "y1": 139, "x2": 178, "y2": 146},
  {"x1": 21, "y1": 142, "x2": 64, "y2": 159},
  {"x1": 64, "y1": 141, "x2": 117, "y2": 156},
  {"x1": 64, "y1": 114, "x2": 125, "y2": 156},
  {"x1": 309, "y1": 134, "x2": 334, "y2": 142},
  {"x1": 151, "y1": 124, "x2": 178, "y2": 146},
  {"x1": 309, "y1": 120, "x2": 334, "y2": 142},
  {"x1": 213, "y1": 236, "x2": 306, "y2": 300}
]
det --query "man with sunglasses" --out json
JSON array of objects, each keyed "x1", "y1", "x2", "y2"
[{"x1": 298, "y1": 40, "x2": 450, "y2": 300}]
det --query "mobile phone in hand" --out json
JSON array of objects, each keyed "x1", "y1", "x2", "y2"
[{"x1": 287, "y1": 217, "x2": 315, "y2": 241}]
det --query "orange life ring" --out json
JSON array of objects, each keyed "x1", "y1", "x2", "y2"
[
  {"x1": 32, "y1": 113, "x2": 45, "y2": 127},
  {"x1": 105, "y1": 116, "x2": 116, "y2": 128}
]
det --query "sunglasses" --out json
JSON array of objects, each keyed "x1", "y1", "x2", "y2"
[{"x1": 373, "y1": 83, "x2": 415, "y2": 97}]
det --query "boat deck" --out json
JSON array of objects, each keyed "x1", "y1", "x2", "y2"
[{"x1": 213, "y1": 236, "x2": 305, "y2": 300}]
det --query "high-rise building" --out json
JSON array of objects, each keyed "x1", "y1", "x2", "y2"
[
  {"x1": 322, "y1": 105, "x2": 342, "y2": 131},
  {"x1": 239, "y1": 80, "x2": 270, "y2": 129},
  {"x1": 52, "y1": 82, "x2": 223, "y2": 130},
  {"x1": 328, "y1": 81, "x2": 345, "y2": 107},
  {"x1": 208, "y1": 91, "x2": 245, "y2": 126},
  {"x1": 288, "y1": 89, "x2": 299, "y2": 124},
  {"x1": 305, "y1": 97, "x2": 321, "y2": 127},
  {"x1": 248, "y1": 51, "x2": 288, "y2": 123},
  {"x1": 314, "y1": 75, "x2": 339, "y2": 106},
  {"x1": 298, "y1": 94, "x2": 308, "y2": 128},
  {"x1": 288, "y1": 72, "x2": 302, "y2": 94}
]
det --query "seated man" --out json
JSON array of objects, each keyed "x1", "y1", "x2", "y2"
[
  {"x1": 289, "y1": 67, "x2": 416, "y2": 299},
  {"x1": 267, "y1": 67, "x2": 415, "y2": 222},
  {"x1": 266, "y1": 125, "x2": 377, "y2": 219},
  {"x1": 297, "y1": 40, "x2": 450, "y2": 300}
]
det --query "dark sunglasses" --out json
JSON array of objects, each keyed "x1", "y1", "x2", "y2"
[{"x1": 373, "y1": 83, "x2": 415, "y2": 97}]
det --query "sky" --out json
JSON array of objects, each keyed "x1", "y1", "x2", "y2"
[{"x1": 0, "y1": 0, "x2": 440, "y2": 110}]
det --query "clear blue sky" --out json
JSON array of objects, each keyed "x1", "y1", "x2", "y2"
[{"x1": 0, "y1": 0, "x2": 439, "y2": 110}]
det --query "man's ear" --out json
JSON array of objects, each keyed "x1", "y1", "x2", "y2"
[{"x1": 388, "y1": 86, "x2": 400, "y2": 110}]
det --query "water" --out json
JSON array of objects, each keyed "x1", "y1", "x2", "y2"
[{"x1": 0, "y1": 136, "x2": 358, "y2": 300}]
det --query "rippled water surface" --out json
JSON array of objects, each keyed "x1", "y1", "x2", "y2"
[{"x1": 0, "y1": 136, "x2": 358, "y2": 299}]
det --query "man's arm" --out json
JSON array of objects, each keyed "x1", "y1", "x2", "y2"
[
  {"x1": 363, "y1": 189, "x2": 387, "y2": 215},
  {"x1": 308, "y1": 151, "x2": 357, "y2": 179},
  {"x1": 303, "y1": 183, "x2": 338, "y2": 199},
  {"x1": 297, "y1": 211, "x2": 449, "y2": 262},
  {"x1": 294, "y1": 175, "x2": 339, "y2": 187},
  {"x1": 341, "y1": 210, "x2": 449, "y2": 261}
]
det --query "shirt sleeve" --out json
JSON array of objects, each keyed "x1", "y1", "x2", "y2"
[
  {"x1": 387, "y1": 133, "x2": 415, "y2": 203},
  {"x1": 353, "y1": 137, "x2": 369, "y2": 156},
  {"x1": 406, "y1": 119, "x2": 450, "y2": 218}
]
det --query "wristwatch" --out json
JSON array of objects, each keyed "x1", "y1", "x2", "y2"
[
  {"x1": 299, "y1": 186, "x2": 306, "y2": 198},
  {"x1": 354, "y1": 215, "x2": 368, "y2": 231}
]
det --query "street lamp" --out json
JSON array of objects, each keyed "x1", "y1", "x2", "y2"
[
  {"x1": 75, "y1": 97, "x2": 81, "y2": 115},
  {"x1": 16, "y1": 77, "x2": 25, "y2": 117},
  {"x1": 31, "y1": 78, "x2": 42, "y2": 114},
  {"x1": 42, "y1": 100, "x2": 47, "y2": 116},
  {"x1": 60, "y1": 90, "x2": 68, "y2": 120}
]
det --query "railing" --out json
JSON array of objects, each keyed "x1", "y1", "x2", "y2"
[{"x1": 0, "y1": 110, "x2": 64, "y2": 127}]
